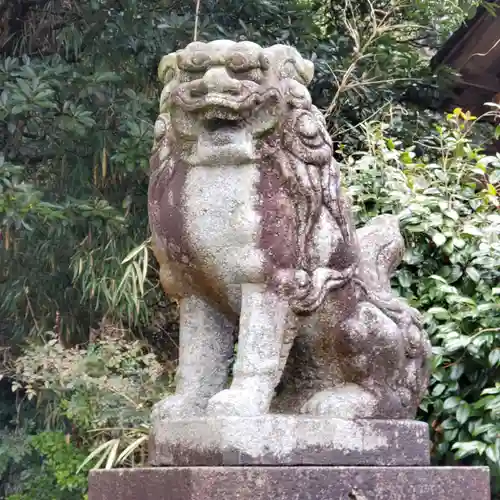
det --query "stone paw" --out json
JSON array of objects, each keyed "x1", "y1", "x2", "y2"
[
  {"x1": 206, "y1": 388, "x2": 270, "y2": 417},
  {"x1": 151, "y1": 394, "x2": 205, "y2": 420},
  {"x1": 300, "y1": 385, "x2": 378, "y2": 419}
]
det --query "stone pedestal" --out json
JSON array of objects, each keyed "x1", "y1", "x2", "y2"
[
  {"x1": 149, "y1": 417, "x2": 431, "y2": 466},
  {"x1": 89, "y1": 466, "x2": 491, "y2": 499},
  {"x1": 88, "y1": 417, "x2": 491, "y2": 499}
]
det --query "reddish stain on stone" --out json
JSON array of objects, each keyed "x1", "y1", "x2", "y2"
[
  {"x1": 148, "y1": 148, "x2": 192, "y2": 264},
  {"x1": 257, "y1": 136, "x2": 298, "y2": 276}
]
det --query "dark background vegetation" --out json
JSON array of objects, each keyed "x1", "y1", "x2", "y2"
[{"x1": 0, "y1": 0, "x2": 499, "y2": 498}]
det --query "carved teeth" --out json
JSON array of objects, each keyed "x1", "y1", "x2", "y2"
[{"x1": 203, "y1": 112, "x2": 243, "y2": 131}]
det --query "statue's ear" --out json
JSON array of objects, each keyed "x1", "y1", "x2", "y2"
[
  {"x1": 263, "y1": 45, "x2": 315, "y2": 86},
  {"x1": 158, "y1": 53, "x2": 178, "y2": 84},
  {"x1": 157, "y1": 53, "x2": 179, "y2": 113},
  {"x1": 303, "y1": 60, "x2": 314, "y2": 85}
]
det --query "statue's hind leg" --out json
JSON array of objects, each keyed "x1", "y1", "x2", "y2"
[
  {"x1": 152, "y1": 294, "x2": 235, "y2": 419},
  {"x1": 207, "y1": 283, "x2": 294, "y2": 417}
]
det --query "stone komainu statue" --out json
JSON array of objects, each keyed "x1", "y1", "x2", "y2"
[{"x1": 148, "y1": 40, "x2": 431, "y2": 420}]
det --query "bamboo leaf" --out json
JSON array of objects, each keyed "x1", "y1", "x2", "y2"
[
  {"x1": 77, "y1": 440, "x2": 116, "y2": 473},
  {"x1": 116, "y1": 435, "x2": 148, "y2": 465},
  {"x1": 132, "y1": 260, "x2": 145, "y2": 296},
  {"x1": 142, "y1": 245, "x2": 149, "y2": 286},
  {"x1": 105, "y1": 438, "x2": 121, "y2": 469},
  {"x1": 115, "y1": 264, "x2": 133, "y2": 300},
  {"x1": 122, "y1": 243, "x2": 146, "y2": 264}
]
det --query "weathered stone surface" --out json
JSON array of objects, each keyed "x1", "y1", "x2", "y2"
[
  {"x1": 89, "y1": 466, "x2": 491, "y2": 500},
  {"x1": 148, "y1": 39, "x2": 431, "y2": 422},
  {"x1": 149, "y1": 416, "x2": 430, "y2": 466}
]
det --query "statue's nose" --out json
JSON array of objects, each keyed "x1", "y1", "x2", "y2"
[{"x1": 194, "y1": 67, "x2": 241, "y2": 96}]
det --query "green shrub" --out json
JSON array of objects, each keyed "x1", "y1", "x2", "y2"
[
  {"x1": 1, "y1": 431, "x2": 88, "y2": 500},
  {"x1": 344, "y1": 106, "x2": 500, "y2": 493},
  {"x1": 11, "y1": 332, "x2": 170, "y2": 470}
]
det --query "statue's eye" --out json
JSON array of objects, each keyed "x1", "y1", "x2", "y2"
[
  {"x1": 180, "y1": 52, "x2": 210, "y2": 73},
  {"x1": 190, "y1": 53, "x2": 209, "y2": 68},
  {"x1": 226, "y1": 53, "x2": 251, "y2": 73}
]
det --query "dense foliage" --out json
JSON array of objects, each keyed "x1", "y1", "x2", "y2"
[
  {"x1": 0, "y1": 0, "x2": 485, "y2": 343},
  {"x1": 1, "y1": 0, "x2": 498, "y2": 498},
  {"x1": 0, "y1": 431, "x2": 90, "y2": 500},
  {"x1": 344, "y1": 106, "x2": 500, "y2": 493}
]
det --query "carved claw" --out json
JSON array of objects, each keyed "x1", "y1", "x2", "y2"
[
  {"x1": 152, "y1": 394, "x2": 206, "y2": 420},
  {"x1": 300, "y1": 385, "x2": 379, "y2": 419},
  {"x1": 206, "y1": 387, "x2": 270, "y2": 417},
  {"x1": 276, "y1": 265, "x2": 358, "y2": 315}
]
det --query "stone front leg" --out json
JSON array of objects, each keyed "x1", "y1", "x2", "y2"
[
  {"x1": 207, "y1": 284, "x2": 292, "y2": 417},
  {"x1": 152, "y1": 295, "x2": 235, "y2": 420}
]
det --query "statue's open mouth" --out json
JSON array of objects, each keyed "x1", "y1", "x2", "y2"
[
  {"x1": 204, "y1": 116, "x2": 242, "y2": 132},
  {"x1": 201, "y1": 106, "x2": 245, "y2": 132},
  {"x1": 192, "y1": 109, "x2": 255, "y2": 165}
]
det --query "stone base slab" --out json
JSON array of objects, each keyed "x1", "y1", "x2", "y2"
[
  {"x1": 89, "y1": 466, "x2": 491, "y2": 500},
  {"x1": 150, "y1": 416, "x2": 430, "y2": 466}
]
